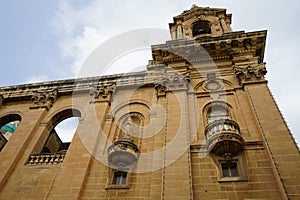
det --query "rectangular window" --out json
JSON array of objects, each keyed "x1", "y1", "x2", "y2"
[
  {"x1": 221, "y1": 162, "x2": 239, "y2": 177},
  {"x1": 112, "y1": 171, "x2": 127, "y2": 185}
]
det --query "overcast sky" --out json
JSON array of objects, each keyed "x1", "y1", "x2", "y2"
[{"x1": 0, "y1": 0, "x2": 299, "y2": 145}]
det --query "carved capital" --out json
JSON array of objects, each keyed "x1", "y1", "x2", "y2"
[
  {"x1": 234, "y1": 63, "x2": 267, "y2": 85},
  {"x1": 90, "y1": 83, "x2": 116, "y2": 104},
  {"x1": 31, "y1": 89, "x2": 58, "y2": 110},
  {"x1": 154, "y1": 71, "x2": 190, "y2": 97}
]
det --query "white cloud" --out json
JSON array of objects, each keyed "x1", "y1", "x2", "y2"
[
  {"x1": 65, "y1": 26, "x2": 104, "y2": 75},
  {"x1": 25, "y1": 75, "x2": 48, "y2": 84}
]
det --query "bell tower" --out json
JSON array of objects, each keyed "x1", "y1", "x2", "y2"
[{"x1": 169, "y1": 5, "x2": 232, "y2": 40}]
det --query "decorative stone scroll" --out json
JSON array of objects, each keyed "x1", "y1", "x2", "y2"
[
  {"x1": 90, "y1": 83, "x2": 116, "y2": 104},
  {"x1": 31, "y1": 89, "x2": 58, "y2": 110},
  {"x1": 233, "y1": 63, "x2": 267, "y2": 85}
]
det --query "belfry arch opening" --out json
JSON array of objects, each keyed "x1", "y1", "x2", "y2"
[
  {"x1": 192, "y1": 20, "x2": 211, "y2": 37},
  {"x1": 0, "y1": 114, "x2": 22, "y2": 151},
  {"x1": 41, "y1": 109, "x2": 81, "y2": 154}
]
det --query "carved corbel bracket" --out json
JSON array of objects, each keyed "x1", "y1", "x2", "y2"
[
  {"x1": 30, "y1": 89, "x2": 58, "y2": 110},
  {"x1": 90, "y1": 83, "x2": 116, "y2": 104},
  {"x1": 154, "y1": 81, "x2": 167, "y2": 97},
  {"x1": 234, "y1": 63, "x2": 267, "y2": 85}
]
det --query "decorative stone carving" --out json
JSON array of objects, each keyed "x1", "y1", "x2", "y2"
[
  {"x1": 154, "y1": 82, "x2": 167, "y2": 97},
  {"x1": 31, "y1": 89, "x2": 58, "y2": 110},
  {"x1": 204, "y1": 73, "x2": 223, "y2": 91},
  {"x1": 154, "y1": 71, "x2": 190, "y2": 97},
  {"x1": 90, "y1": 83, "x2": 116, "y2": 104},
  {"x1": 234, "y1": 63, "x2": 267, "y2": 85},
  {"x1": 155, "y1": 71, "x2": 190, "y2": 96}
]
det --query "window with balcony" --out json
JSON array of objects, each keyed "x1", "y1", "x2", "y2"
[
  {"x1": 207, "y1": 105, "x2": 229, "y2": 123},
  {"x1": 116, "y1": 113, "x2": 143, "y2": 144}
]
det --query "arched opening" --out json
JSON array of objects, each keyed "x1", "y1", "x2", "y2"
[
  {"x1": 192, "y1": 20, "x2": 211, "y2": 37},
  {"x1": 117, "y1": 113, "x2": 143, "y2": 144},
  {"x1": 0, "y1": 114, "x2": 22, "y2": 151},
  {"x1": 207, "y1": 105, "x2": 230, "y2": 123},
  {"x1": 41, "y1": 109, "x2": 81, "y2": 154}
]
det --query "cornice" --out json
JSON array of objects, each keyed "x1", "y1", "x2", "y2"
[{"x1": 150, "y1": 30, "x2": 267, "y2": 68}]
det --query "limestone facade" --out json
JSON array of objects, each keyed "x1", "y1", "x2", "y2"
[{"x1": 0, "y1": 6, "x2": 299, "y2": 200}]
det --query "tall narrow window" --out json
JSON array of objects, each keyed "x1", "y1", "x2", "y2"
[{"x1": 112, "y1": 171, "x2": 127, "y2": 185}]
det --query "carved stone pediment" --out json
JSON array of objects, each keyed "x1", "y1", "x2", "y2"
[
  {"x1": 31, "y1": 89, "x2": 58, "y2": 110},
  {"x1": 90, "y1": 83, "x2": 116, "y2": 104},
  {"x1": 233, "y1": 63, "x2": 267, "y2": 85}
]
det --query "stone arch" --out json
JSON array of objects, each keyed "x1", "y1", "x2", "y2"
[
  {"x1": 114, "y1": 112, "x2": 145, "y2": 143},
  {"x1": 0, "y1": 113, "x2": 22, "y2": 128},
  {"x1": 0, "y1": 113, "x2": 22, "y2": 151},
  {"x1": 40, "y1": 108, "x2": 82, "y2": 154},
  {"x1": 192, "y1": 20, "x2": 211, "y2": 37}
]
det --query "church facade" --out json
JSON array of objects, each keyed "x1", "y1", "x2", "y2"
[{"x1": 0, "y1": 6, "x2": 299, "y2": 199}]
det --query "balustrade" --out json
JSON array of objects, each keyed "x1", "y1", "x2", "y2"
[
  {"x1": 27, "y1": 152, "x2": 66, "y2": 165},
  {"x1": 205, "y1": 119, "x2": 244, "y2": 156}
]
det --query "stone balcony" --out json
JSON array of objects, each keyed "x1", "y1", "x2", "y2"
[
  {"x1": 107, "y1": 138, "x2": 140, "y2": 170},
  {"x1": 205, "y1": 119, "x2": 244, "y2": 156}
]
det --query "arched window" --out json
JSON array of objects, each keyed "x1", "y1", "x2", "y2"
[
  {"x1": 116, "y1": 113, "x2": 143, "y2": 144},
  {"x1": 41, "y1": 109, "x2": 81, "y2": 154},
  {"x1": 205, "y1": 102, "x2": 231, "y2": 124},
  {"x1": 207, "y1": 105, "x2": 229, "y2": 123},
  {"x1": 192, "y1": 20, "x2": 211, "y2": 37},
  {"x1": 0, "y1": 114, "x2": 21, "y2": 151}
]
